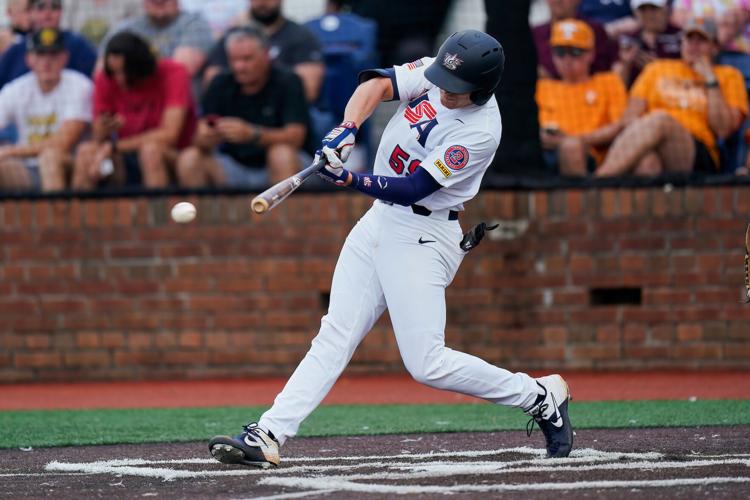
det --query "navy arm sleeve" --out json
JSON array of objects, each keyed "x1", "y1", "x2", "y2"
[{"x1": 349, "y1": 167, "x2": 441, "y2": 205}]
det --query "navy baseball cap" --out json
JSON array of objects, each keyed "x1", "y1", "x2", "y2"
[{"x1": 27, "y1": 28, "x2": 66, "y2": 54}]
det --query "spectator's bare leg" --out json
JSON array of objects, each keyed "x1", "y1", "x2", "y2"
[
  {"x1": 139, "y1": 140, "x2": 170, "y2": 188},
  {"x1": 38, "y1": 147, "x2": 70, "y2": 192},
  {"x1": 72, "y1": 141, "x2": 108, "y2": 191},
  {"x1": 558, "y1": 136, "x2": 587, "y2": 176},
  {"x1": 633, "y1": 152, "x2": 662, "y2": 176},
  {"x1": 596, "y1": 111, "x2": 694, "y2": 177},
  {"x1": 176, "y1": 147, "x2": 224, "y2": 187},
  {"x1": 655, "y1": 121, "x2": 695, "y2": 175},
  {"x1": 0, "y1": 158, "x2": 31, "y2": 191},
  {"x1": 267, "y1": 143, "x2": 301, "y2": 184}
]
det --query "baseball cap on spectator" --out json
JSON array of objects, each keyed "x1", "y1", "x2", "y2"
[
  {"x1": 683, "y1": 17, "x2": 719, "y2": 42},
  {"x1": 27, "y1": 27, "x2": 65, "y2": 53},
  {"x1": 550, "y1": 19, "x2": 594, "y2": 50},
  {"x1": 630, "y1": 0, "x2": 667, "y2": 9}
]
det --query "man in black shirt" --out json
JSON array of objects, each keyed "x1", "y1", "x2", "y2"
[
  {"x1": 176, "y1": 26, "x2": 310, "y2": 188},
  {"x1": 203, "y1": 0, "x2": 323, "y2": 102}
]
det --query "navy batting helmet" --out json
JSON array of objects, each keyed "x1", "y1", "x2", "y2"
[{"x1": 424, "y1": 30, "x2": 504, "y2": 106}]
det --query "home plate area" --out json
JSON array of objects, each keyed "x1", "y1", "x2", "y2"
[{"x1": 5, "y1": 427, "x2": 750, "y2": 499}]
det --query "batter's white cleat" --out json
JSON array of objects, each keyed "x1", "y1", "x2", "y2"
[
  {"x1": 524, "y1": 374, "x2": 573, "y2": 458},
  {"x1": 209, "y1": 423, "x2": 280, "y2": 468}
]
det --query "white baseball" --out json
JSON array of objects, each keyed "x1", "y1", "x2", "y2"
[{"x1": 171, "y1": 201, "x2": 196, "y2": 223}]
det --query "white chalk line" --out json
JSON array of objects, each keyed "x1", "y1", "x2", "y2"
[
  {"x1": 38, "y1": 447, "x2": 750, "y2": 495},
  {"x1": 258, "y1": 476, "x2": 750, "y2": 494},
  {"x1": 247, "y1": 489, "x2": 337, "y2": 500}
]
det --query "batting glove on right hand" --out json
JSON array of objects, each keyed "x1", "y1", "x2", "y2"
[{"x1": 315, "y1": 148, "x2": 350, "y2": 186}]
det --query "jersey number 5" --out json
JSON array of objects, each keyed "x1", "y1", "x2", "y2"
[{"x1": 389, "y1": 145, "x2": 421, "y2": 175}]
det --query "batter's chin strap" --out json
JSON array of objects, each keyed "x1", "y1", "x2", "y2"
[
  {"x1": 744, "y1": 223, "x2": 750, "y2": 304},
  {"x1": 460, "y1": 222, "x2": 499, "y2": 252}
]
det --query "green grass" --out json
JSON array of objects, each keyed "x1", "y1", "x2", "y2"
[{"x1": 1, "y1": 400, "x2": 748, "y2": 449}]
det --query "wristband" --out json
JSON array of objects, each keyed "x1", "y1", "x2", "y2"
[
  {"x1": 705, "y1": 79, "x2": 719, "y2": 88},
  {"x1": 250, "y1": 125, "x2": 262, "y2": 143}
]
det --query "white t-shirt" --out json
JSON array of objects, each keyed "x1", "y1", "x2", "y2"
[
  {"x1": 0, "y1": 69, "x2": 93, "y2": 147},
  {"x1": 373, "y1": 57, "x2": 502, "y2": 212}
]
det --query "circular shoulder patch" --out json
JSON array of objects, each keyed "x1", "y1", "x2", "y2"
[{"x1": 444, "y1": 145, "x2": 469, "y2": 170}]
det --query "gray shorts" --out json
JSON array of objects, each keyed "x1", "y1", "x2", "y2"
[
  {"x1": 22, "y1": 158, "x2": 41, "y2": 189},
  {"x1": 216, "y1": 153, "x2": 268, "y2": 189},
  {"x1": 216, "y1": 150, "x2": 315, "y2": 189}
]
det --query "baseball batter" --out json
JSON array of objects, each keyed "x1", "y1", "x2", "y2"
[{"x1": 209, "y1": 30, "x2": 573, "y2": 467}]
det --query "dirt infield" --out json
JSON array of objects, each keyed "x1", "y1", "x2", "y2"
[{"x1": 2, "y1": 426, "x2": 749, "y2": 499}]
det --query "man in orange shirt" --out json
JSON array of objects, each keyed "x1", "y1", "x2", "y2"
[
  {"x1": 537, "y1": 19, "x2": 628, "y2": 176},
  {"x1": 596, "y1": 17, "x2": 748, "y2": 176}
]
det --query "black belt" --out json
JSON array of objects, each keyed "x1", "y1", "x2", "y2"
[{"x1": 411, "y1": 204, "x2": 459, "y2": 221}]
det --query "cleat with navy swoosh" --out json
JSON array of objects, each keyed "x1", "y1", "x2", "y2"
[
  {"x1": 524, "y1": 374, "x2": 573, "y2": 458},
  {"x1": 209, "y1": 423, "x2": 280, "y2": 468}
]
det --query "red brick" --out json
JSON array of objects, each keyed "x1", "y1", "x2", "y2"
[
  {"x1": 15, "y1": 352, "x2": 62, "y2": 368},
  {"x1": 75, "y1": 332, "x2": 100, "y2": 349},
  {"x1": 64, "y1": 351, "x2": 110, "y2": 367},
  {"x1": 178, "y1": 331, "x2": 203, "y2": 348}
]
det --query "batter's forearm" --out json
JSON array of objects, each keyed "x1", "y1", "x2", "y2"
[{"x1": 343, "y1": 78, "x2": 393, "y2": 127}]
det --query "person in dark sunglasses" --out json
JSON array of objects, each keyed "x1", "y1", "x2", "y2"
[{"x1": 536, "y1": 19, "x2": 628, "y2": 176}]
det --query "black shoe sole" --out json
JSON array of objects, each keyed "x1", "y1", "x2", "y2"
[{"x1": 210, "y1": 442, "x2": 276, "y2": 468}]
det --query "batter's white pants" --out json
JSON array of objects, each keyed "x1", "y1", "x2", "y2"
[{"x1": 259, "y1": 201, "x2": 541, "y2": 445}]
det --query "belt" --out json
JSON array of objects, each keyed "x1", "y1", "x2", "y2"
[
  {"x1": 411, "y1": 204, "x2": 459, "y2": 221},
  {"x1": 379, "y1": 200, "x2": 458, "y2": 220}
]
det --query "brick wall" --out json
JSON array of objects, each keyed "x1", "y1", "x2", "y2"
[{"x1": 1, "y1": 186, "x2": 749, "y2": 382}]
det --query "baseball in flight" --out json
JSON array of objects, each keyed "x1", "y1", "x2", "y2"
[{"x1": 171, "y1": 201, "x2": 196, "y2": 223}]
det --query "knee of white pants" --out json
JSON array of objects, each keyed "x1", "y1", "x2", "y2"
[{"x1": 404, "y1": 344, "x2": 446, "y2": 387}]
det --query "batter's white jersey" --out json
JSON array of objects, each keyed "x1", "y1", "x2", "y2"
[{"x1": 373, "y1": 57, "x2": 502, "y2": 212}]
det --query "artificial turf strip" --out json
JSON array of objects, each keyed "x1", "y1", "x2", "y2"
[{"x1": 1, "y1": 400, "x2": 748, "y2": 449}]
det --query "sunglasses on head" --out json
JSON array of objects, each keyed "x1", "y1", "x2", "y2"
[{"x1": 552, "y1": 46, "x2": 587, "y2": 58}]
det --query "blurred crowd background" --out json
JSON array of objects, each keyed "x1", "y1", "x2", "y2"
[{"x1": 0, "y1": 0, "x2": 747, "y2": 195}]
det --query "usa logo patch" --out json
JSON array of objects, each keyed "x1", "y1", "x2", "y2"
[{"x1": 444, "y1": 145, "x2": 469, "y2": 170}]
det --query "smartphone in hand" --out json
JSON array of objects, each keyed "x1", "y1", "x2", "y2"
[{"x1": 205, "y1": 114, "x2": 220, "y2": 127}]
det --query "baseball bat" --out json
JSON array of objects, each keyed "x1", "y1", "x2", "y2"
[{"x1": 251, "y1": 157, "x2": 326, "y2": 214}]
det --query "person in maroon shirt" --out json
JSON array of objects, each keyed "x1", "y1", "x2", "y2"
[
  {"x1": 533, "y1": 0, "x2": 617, "y2": 78},
  {"x1": 72, "y1": 31, "x2": 196, "y2": 190},
  {"x1": 614, "y1": 0, "x2": 682, "y2": 87}
]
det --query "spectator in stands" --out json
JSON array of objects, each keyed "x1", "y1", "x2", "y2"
[
  {"x1": 596, "y1": 18, "x2": 748, "y2": 177},
  {"x1": 0, "y1": 0, "x2": 96, "y2": 87},
  {"x1": 0, "y1": 0, "x2": 31, "y2": 54},
  {"x1": 537, "y1": 20, "x2": 627, "y2": 176},
  {"x1": 672, "y1": 1, "x2": 750, "y2": 54},
  {"x1": 614, "y1": 0, "x2": 682, "y2": 87},
  {"x1": 179, "y1": 0, "x2": 245, "y2": 39},
  {"x1": 534, "y1": 0, "x2": 618, "y2": 78},
  {"x1": 578, "y1": 0, "x2": 638, "y2": 39},
  {"x1": 61, "y1": 0, "x2": 141, "y2": 45},
  {"x1": 204, "y1": 0, "x2": 324, "y2": 102},
  {"x1": 0, "y1": 28, "x2": 91, "y2": 192},
  {"x1": 100, "y1": 0, "x2": 213, "y2": 85},
  {"x1": 72, "y1": 32, "x2": 196, "y2": 190},
  {"x1": 177, "y1": 26, "x2": 309, "y2": 188}
]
